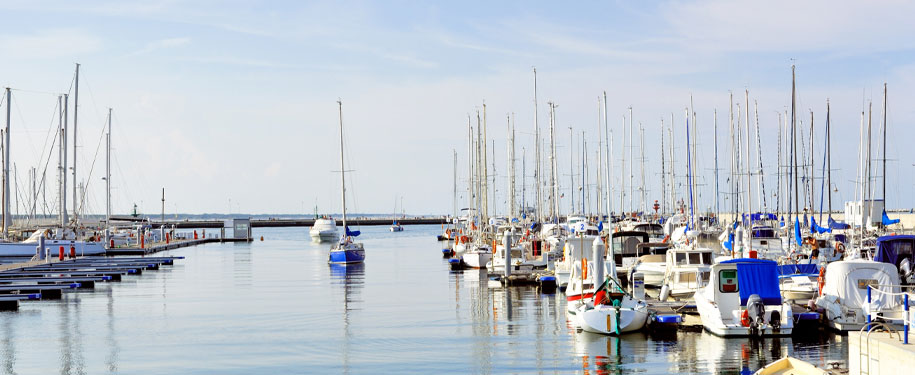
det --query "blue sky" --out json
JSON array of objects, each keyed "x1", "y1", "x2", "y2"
[{"x1": 1, "y1": 1, "x2": 914, "y2": 216}]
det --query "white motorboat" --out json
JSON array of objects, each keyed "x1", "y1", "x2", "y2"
[
  {"x1": 814, "y1": 260, "x2": 906, "y2": 331},
  {"x1": 694, "y1": 258, "x2": 794, "y2": 337},
  {"x1": 660, "y1": 245, "x2": 714, "y2": 300},
  {"x1": 776, "y1": 263, "x2": 819, "y2": 302},
  {"x1": 631, "y1": 254, "x2": 666, "y2": 287},
  {"x1": 310, "y1": 217, "x2": 339, "y2": 242},
  {"x1": 461, "y1": 243, "x2": 492, "y2": 269}
]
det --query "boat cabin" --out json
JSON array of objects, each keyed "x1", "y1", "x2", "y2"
[{"x1": 874, "y1": 234, "x2": 915, "y2": 284}]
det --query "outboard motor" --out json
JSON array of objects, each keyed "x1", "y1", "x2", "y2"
[{"x1": 746, "y1": 294, "x2": 766, "y2": 336}]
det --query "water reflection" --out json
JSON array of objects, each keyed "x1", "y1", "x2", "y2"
[
  {"x1": 1, "y1": 313, "x2": 14, "y2": 375},
  {"x1": 58, "y1": 295, "x2": 86, "y2": 374},
  {"x1": 329, "y1": 263, "x2": 365, "y2": 375},
  {"x1": 105, "y1": 288, "x2": 119, "y2": 374}
]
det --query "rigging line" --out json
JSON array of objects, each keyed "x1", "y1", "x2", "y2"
[
  {"x1": 29, "y1": 98, "x2": 63, "y2": 219},
  {"x1": 78, "y1": 68, "x2": 105, "y2": 129},
  {"x1": 109, "y1": 110, "x2": 146, "y2": 197},
  {"x1": 9, "y1": 90, "x2": 45, "y2": 164},
  {"x1": 76, "y1": 116, "x2": 107, "y2": 216},
  {"x1": 8, "y1": 88, "x2": 61, "y2": 97}
]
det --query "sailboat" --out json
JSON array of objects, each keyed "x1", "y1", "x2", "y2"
[
  {"x1": 389, "y1": 197, "x2": 404, "y2": 232},
  {"x1": 328, "y1": 100, "x2": 365, "y2": 265}
]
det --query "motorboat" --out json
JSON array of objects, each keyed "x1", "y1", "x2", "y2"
[
  {"x1": 660, "y1": 245, "x2": 714, "y2": 300},
  {"x1": 628, "y1": 243, "x2": 671, "y2": 287},
  {"x1": 310, "y1": 217, "x2": 339, "y2": 242},
  {"x1": 776, "y1": 263, "x2": 819, "y2": 302},
  {"x1": 461, "y1": 242, "x2": 492, "y2": 269},
  {"x1": 814, "y1": 260, "x2": 906, "y2": 331},
  {"x1": 694, "y1": 258, "x2": 794, "y2": 336},
  {"x1": 753, "y1": 356, "x2": 828, "y2": 375},
  {"x1": 608, "y1": 231, "x2": 650, "y2": 278}
]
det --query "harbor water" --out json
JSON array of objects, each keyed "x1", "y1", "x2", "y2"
[{"x1": 0, "y1": 225, "x2": 847, "y2": 374}]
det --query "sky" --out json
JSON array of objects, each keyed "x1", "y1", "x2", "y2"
[{"x1": 0, "y1": 0, "x2": 914, "y2": 217}]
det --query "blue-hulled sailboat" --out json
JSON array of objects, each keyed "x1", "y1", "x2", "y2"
[{"x1": 329, "y1": 100, "x2": 365, "y2": 264}]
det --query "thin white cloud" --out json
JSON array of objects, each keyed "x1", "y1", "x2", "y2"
[
  {"x1": 131, "y1": 36, "x2": 191, "y2": 56},
  {"x1": 0, "y1": 28, "x2": 101, "y2": 59}
]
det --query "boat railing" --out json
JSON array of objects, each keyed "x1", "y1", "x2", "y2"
[{"x1": 865, "y1": 284, "x2": 915, "y2": 344}]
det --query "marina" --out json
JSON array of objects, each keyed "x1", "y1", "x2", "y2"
[{"x1": 4, "y1": 2, "x2": 915, "y2": 374}]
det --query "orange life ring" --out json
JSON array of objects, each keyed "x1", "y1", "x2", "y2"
[
  {"x1": 835, "y1": 242, "x2": 845, "y2": 253},
  {"x1": 817, "y1": 266, "x2": 826, "y2": 296}
]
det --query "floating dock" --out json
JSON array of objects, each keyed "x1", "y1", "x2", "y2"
[{"x1": 0, "y1": 256, "x2": 183, "y2": 310}]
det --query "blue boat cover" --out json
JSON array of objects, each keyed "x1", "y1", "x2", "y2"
[
  {"x1": 810, "y1": 217, "x2": 832, "y2": 234},
  {"x1": 721, "y1": 258, "x2": 782, "y2": 305},
  {"x1": 828, "y1": 217, "x2": 851, "y2": 230},
  {"x1": 794, "y1": 218, "x2": 802, "y2": 246},
  {"x1": 746, "y1": 213, "x2": 777, "y2": 221},
  {"x1": 777, "y1": 263, "x2": 819, "y2": 276},
  {"x1": 874, "y1": 235, "x2": 915, "y2": 266},
  {"x1": 882, "y1": 210, "x2": 901, "y2": 226},
  {"x1": 345, "y1": 226, "x2": 361, "y2": 237}
]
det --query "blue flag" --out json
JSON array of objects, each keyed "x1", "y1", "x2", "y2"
[{"x1": 794, "y1": 218, "x2": 802, "y2": 246}]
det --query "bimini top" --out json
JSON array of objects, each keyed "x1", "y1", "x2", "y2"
[
  {"x1": 719, "y1": 258, "x2": 781, "y2": 305},
  {"x1": 874, "y1": 234, "x2": 915, "y2": 267},
  {"x1": 822, "y1": 260, "x2": 900, "y2": 310},
  {"x1": 777, "y1": 263, "x2": 819, "y2": 277}
]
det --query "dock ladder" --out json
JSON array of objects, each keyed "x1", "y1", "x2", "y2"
[{"x1": 859, "y1": 321, "x2": 899, "y2": 375}]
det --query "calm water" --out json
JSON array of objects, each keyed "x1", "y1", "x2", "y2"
[{"x1": 0, "y1": 225, "x2": 847, "y2": 374}]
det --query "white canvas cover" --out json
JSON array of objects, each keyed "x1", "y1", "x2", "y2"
[{"x1": 821, "y1": 260, "x2": 900, "y2": 311}]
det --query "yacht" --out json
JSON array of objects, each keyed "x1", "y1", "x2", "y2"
[
  {"x1": 694, "y1": 258, "x2": 794, "y2": 336},
  {"x1": 814, "y1": 260, "x2": 906, "y2": 331},
  {"x1": 310, "y1": 216, "x2": 339, "y2": 242},
  {"x1": 327, "y1": 100, "x2": 365, "y2": 264}
]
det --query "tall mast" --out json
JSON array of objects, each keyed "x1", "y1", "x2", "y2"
[
  {"x1": 619, "y1": 115, "x2": 625, "y2": 212},
  {"x1": 106, "y1": 108, "x2": 111, "y2": 228},
  {"x1": 72, "y1": 63, "x2": 79, "y2": 223},
  {"x1": 776, "y1": 112, "x2": 782, "y2": 218},
  {"x1": 628, "y1": 107, "x2": 633, "y2": 213},
  {"x1": 482, "y1": 102, "x2": 488, "y2": 222},
  {"x1": 532, "y1": 68, "x2": 541, "y2": 222},
  {"x1": 713, "y1": 110, "x2": 719, "y2": 220},
  {"x1": 603, "y1": 91, "x2": 612, "y2": 219},
  {"x1": 62, "y1": 94, "x2": 69, "y2": 228},
  {"x1": 791, "y1": 65, "x2": 798, "y2": 225},
  {"x1": 754, "y1": 101, "x2": 766, "y2": 211},
  {"x1": 337, "y1": 100, "x2": 347, "y2": 232},
  {"x1": 685, "y1": 107, "x2": 694, "y2": 227},
  {"x1": 548, "y1": 101, "x2": 559, "y2": 222},
  {"x1": 744, "y1": 89, "x2": 752, "y2": 217},
  {"x1": 669, "y1": 113, "x2": 675, "y2": 213},
  {"x1": 508, "y1": 113, "x2": 516, "y2": 219},
  {"x1": 882, "y1": 83, "x2": 887, "y2": 204},
  {"x1": 596, "y1": 96, "x2": 603, "y2": 220},
  {"x1": 467, "y1": 116, "x2": 473, "y2": 221},
  {"x1": 639, "y1": 122, "x2": 645, "y2": 213},
  {"x1": 809, "y1": 110, "x2": 815, "y2": 215},
  {"x1": 2, "y1": 87, "x2": 9, "y2": 238},
  {"x1": 661, "y1": 118, "x2": 666, "y2": 215},
  {"x1": 569, "y1": 127, "x2": 574, "y2": 213},
  {"x1": 827, "y1": 100, "x2": 832, "y2": 218}
]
